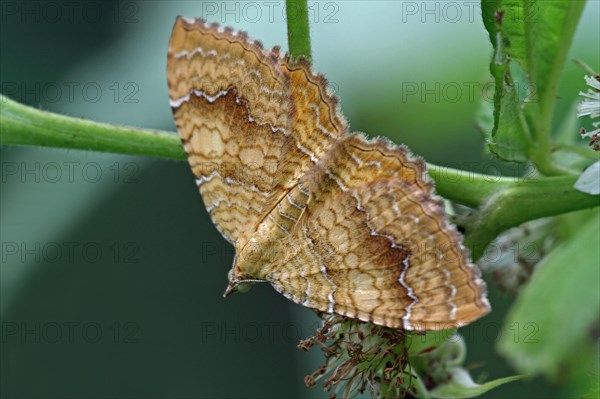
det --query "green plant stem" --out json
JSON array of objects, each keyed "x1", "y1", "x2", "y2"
[
  {"x1": 0, "y1": 95, "x2": 186, "y2": 161},
  {"x1": 426, "y1": 166, "x2": 515, "y2": 209},
  {"x1": 527, "y1": 1, "x2": 586, "y2": 177},
  {"x1": 529, "y1": 133, "x2": 572, "y2": 176},
  {"x1": 285, "y1": 0, "x2": 312, "y2": 60},
  {"x1": 464, "y1": 176, "x2": 599, "y2": 260},
  {"x1": 1, "y1": 95, "x2": 598, "y2": 260}
]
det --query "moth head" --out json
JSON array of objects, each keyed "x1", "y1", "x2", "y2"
[{"x1": 223, "y1": 268, "x2": 255, "y2": 297}]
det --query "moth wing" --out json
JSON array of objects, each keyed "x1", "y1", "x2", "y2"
[{"x1": 265, "y1": 135, "x2": 490, "y2": 330}]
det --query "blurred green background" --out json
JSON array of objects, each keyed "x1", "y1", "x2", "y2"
[{"x1": 1, "y1": 1, "x2": 598, "y2": 398}]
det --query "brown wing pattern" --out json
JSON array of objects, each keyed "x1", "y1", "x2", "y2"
[
  {"x1": 168, "y1": 17, "x2": 292, "y2": 245},
  {"x1": 168, "y1": 17, "x2": 346, "y2": 247},
  {"x1": 267, "y1": 57, "x2": 348, "y2": 200},
  {"x1": 262, "y1": 135, "x2": 490, "y2": 330},
  {"x1": 168, "y1": 17, "x2": 490, "y2": 330}
]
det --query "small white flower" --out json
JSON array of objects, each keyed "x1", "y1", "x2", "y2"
[{"x1": 578, "y1": 75, "x2": 600, "y2": 146}]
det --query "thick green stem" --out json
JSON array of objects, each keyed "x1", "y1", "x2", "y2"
[
  {"x1": 0, "y1": 95, "x2": 186, "y2": 161},
  {"x1": 464, "y1": 176, "x2": 599, "y2": 260},
  {"x1": 527, "y1": 1, "x2": 586, "y2": 177},
  {"x1": 529, "y1": 134, "x2": 572, "y2": 176},
  {"x1": 1, "y1": 95, "x2": 598, "y2": 261},
  {"x1": 285, "y1": 0, "x2": 312, "y2": 60},
  {"x1": 426, "y1": 165, "x2": 515, "y2": 209}
]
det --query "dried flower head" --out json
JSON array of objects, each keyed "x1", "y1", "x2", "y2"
[
  {"x1": 299, "y1": 313, "x2": 415, "y2": 399},
  {"x1": 299, "y1": 312, "x2": 518, "y2": 398}
]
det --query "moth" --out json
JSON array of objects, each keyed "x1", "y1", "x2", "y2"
[{"x1": 167, "y1": 17, "x2": 490, "y2": 330}]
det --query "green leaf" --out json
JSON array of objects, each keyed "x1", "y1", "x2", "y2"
[
  {"x1": 498, "y1": 211, "x2": 600, "y2": 378},
  {"x1": 409, "y1": 334, "x2": 521, "y2": 399},
  {"x1": 429, "y1": 368, "x2": 523, "y2": 399},
  {"x1": 574, "y1": 161, "x2": 600, "y2": 195},
  {"x1": 563, "y1": 338, "x2": 600, "y2": 399},
  {"x1": 486, "y1": 60, "x2": 533, "y2": 162},
  {"x1": 481, "y1": 0, "x2": 532, "y2": 162},
  {"x1": 482, "y1": 0, "x2": 528, "y2": 69},
  {"x1": 480, "y1": 0, "x2": 586, "y2": 169}
]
